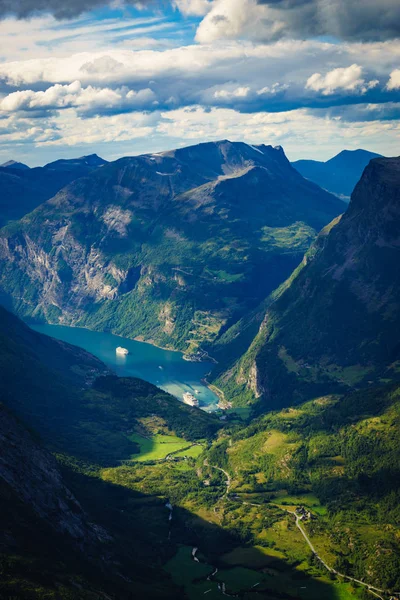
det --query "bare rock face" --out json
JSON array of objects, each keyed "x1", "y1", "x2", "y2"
[{"x1": 0, "y1": 404, "x2": 109, "y2": 547}]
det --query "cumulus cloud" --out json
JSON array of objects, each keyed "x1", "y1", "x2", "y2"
[
  {"x1": 387, "y1": 69, "x2": 400, "y2": 90},
  {"x1": 195, "y1": 0, "x2": 260, "y2": 44},
  {"x1": 214, "y1": 86, "x2": 250, "y2": 100},
  {"x1": 254, "y1": 0, "x2": 400, "y2": 42},
  {"x1": 257, "y1": 83, "x2": 289, "y2": 96},
  {"x1": 172, "y1": 0, "x2": 211, "y2": 16},
  {"x1": 0, "y1": 0, "x2": 157, "y2": 19},
  {"x1": 0, "y1": 80, "x2": 157, "y2": 115},
  {"x1": 306, "y1": 65, "x2": 379, "y2": 96},
  {"x1": 1, "y1": 0, "x2": 400, "y2": 45},
  {"x1": 194, "y1": 0, "x2": 400, "y2": 44},
  {"x1": 0, "y1": 42, "x2": 395, "y2": 119}
]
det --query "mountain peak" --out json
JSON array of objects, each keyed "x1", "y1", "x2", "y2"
[
  {"x1": 1, "y1": 160, "x2": 30, "y2": 170},
  {"x1": 77, "y1": 153, "x2": 108, "y2": 166},
  {"x1": 347, "y1": 156, "x2": 400, "y2": 227},
  {"x1": 44, "y1": 154, "x2": 108, "y2": 170},
  {"x1": 326, "y1": 148, "x2": 382, "y2": 167},
  {"x1": 292, "y1": 148, "x2": 384, "y2": 199}
]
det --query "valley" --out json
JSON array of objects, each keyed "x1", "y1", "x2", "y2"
[{"x1": 0, "y1": 145, "x2": 399, "y2": 600}]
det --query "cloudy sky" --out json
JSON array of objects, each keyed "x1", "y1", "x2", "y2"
[{"x1": 0, "y1": 0, "x2": 399, "y2": 166}]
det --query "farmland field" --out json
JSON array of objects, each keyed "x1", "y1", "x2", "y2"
[{"x1": 129, "y1": 432, "x2": 195, "y2": 461}]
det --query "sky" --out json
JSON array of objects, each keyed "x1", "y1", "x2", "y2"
[{"x1": 0, "y1": 0, "x2": 399, "y2": 166}]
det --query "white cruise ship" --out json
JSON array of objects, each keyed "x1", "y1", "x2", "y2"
[
  {"x1": 116, "y1": 346, "x2": 129, "y2": 356},
  {"x1": 183, "y1": 392, "x2": 199, "y2": 407}
]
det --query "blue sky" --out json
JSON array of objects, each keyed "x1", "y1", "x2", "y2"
[{"x1": 0, "y1": 0, "x2": 399, "y2": 166}]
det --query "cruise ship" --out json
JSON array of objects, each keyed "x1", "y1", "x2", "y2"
[
  {"x1": 116, "y1": 346, "x2": 129, "y2": 356},
  {"x1": 183, "y1": 392, "x2": 199, "y2": 407}
]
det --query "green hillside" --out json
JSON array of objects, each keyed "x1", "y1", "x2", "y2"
[
  {"x1": 217, "y1": 157, "x2": 400, "y2": 408},
  {"x1": 202, "y1": 383, "x2": 400, "y2": 594}
]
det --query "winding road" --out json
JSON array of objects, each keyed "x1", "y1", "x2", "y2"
[
  {"x1": 204, "y1": 460, "x2": 231, "y2": 496},
  {"x1": 207, "y1": 462, "x2": 395, "y2": 600}
]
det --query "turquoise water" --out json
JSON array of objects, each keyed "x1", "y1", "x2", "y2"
[{"x1": 31, "y1": 324, "x2": 219, "y2": 412}]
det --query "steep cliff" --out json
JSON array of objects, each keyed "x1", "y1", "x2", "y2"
[{"x1": 221, "y1": 157, "x2": 400, "y2": 407}]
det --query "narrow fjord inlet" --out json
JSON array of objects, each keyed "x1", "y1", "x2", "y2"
[
  {"x1": 31, "y1": 323, "x2": 220, "y2": 410},
  {"x1": 0, "y1": 2, "x2": 399, "y2": 600}
]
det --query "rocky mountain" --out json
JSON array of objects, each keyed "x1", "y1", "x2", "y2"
[
  {"x1": 292, "y1": 148, "x2": 382, "y2": 200},
  {"x1": 219, "y1": 156, "x2": 400, "y2": 407},
  {"x1": 1, "y1": 159, "x2": 30, "y2": 170},
  {"x1": 0, "y1": 153, "x2": 107, "y2": 227},
  {"x1": 0, "y1": 140, "x2": 345, "y2": 354}
]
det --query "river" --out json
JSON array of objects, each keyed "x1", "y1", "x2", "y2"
[{"x1": 31, "y1": 324, "x2": 219, "y2": 412}]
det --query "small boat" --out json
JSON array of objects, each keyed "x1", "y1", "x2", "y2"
[
  {"x1": 116, "y1": 346, "x2": 129, "y2": 356},
  {"x1": 183, "y1": 392, "x2": 199, "y2": 407}
]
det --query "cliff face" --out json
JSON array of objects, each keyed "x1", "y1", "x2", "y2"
[
  {"x1": 223, "y1": 157, "x2": 400, "y2": 407},
  {"x1": 0, "y1": 140, "x2": 345, "y2": 353},
  {"x1": 0, "y1": 403, "x2": 107, "y2": 546}
]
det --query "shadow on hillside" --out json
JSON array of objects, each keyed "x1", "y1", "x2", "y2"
[{"x1": 62, "y1": 466, "x2": 348, "y2": 600}]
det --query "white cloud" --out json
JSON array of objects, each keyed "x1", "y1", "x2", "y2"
[
  {"x1": 387, "y1": 69, "x2": 400, "y2": 90},
  {"x1": 0, "y1": 81, "x2": 157, "y2": 114},
  {"x1": 192, "y1": 0, "x2": 400, "y2": 44},
  {"x1": 0, "y1": 40, "x2": 396, "y2": 90},
  {"x1": 306, "y1": 64, "x2": 378, "y2": 95},
  {"x1": 172, "y1": 0, "x2": 212, "y2": 16},
  {"x1": 257, "y1": 83, "x2": 289, "y2": 96},
  {"x1": 0, "y1": 14, "x2": 178, "y2": 62},
  {"x1": 195, "y1": 0, "x2": 262, "y2": 44},
  {"x1": 214, "y1": 86, "x2": 250, "y2": 99}
]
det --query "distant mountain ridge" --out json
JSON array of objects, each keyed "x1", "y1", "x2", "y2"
[
  {"x1": 0, "y1": 140, "x2": 345, "y2": 354},
  {"x1": 292, "y1": 148, "x2": 383, "y2": 200},
  {"x1": 0, "y1": 159, "x2": 30, "y2": 170},
  {"x1": 0, "y1": 153, "x2": 107, "y2": 227},
  {"x1": 218, "y1": 156, "x2": 400, "y2": 407}
]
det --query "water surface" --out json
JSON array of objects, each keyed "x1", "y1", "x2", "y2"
[{"x1": 31, "y1": 324, "x2": 219, "y2": 412}]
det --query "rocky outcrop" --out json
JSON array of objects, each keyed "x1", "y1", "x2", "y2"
[{"x1": 0, "y1": 403, "x2": 108, "y2": 546}]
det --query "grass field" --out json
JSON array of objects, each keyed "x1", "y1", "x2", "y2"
[
  {"x1": 172, "y1": 444, "x2": 204, "y2": 458},
  {"x1": 128, "y1": 433, "x2": 192, "y2": 461}
]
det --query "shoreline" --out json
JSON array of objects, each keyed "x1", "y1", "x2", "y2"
[
  {"x1": 201, "y1": 378, "x2": 232, "y2": 410},
  {"x1": 28, "y1": 320, "x2": 222, "y2": 407}
]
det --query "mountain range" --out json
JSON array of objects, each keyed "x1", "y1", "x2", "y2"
[
  {"x1": 0, "y1": 141, "x2": 399, "y2": 600},
  {"x1": 0, "y1": 153, "x2": 107, "y2": 227},
  {"x1": 0, "y1": 140, "x2": 345, "y2": 355}
]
